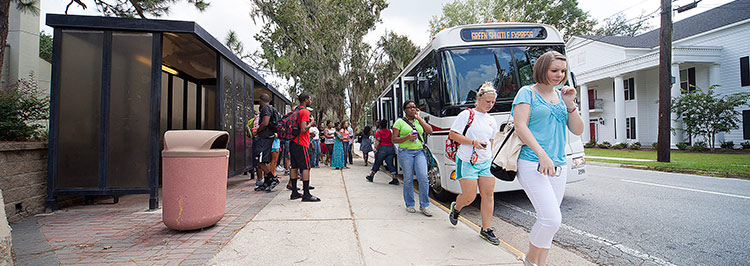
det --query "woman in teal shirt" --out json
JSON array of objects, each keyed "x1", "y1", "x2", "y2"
[
  {"x1": 392, "y1": 100, "x2": 434, "y2": 216},
  {"x1": 511, "y1": 51, "x2": 584, "y2": 266}
]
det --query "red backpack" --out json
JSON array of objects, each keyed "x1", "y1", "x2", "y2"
[
  {"x1": 276, "y1": 106, "x2": 305, "y2": 140},
  {"x1": 445, "y1": 108, "x2": 474, "y2": 162}
]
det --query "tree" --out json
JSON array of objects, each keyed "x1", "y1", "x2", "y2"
[
  {"x1": 67, "y1": 0, "x2": 209, "y2": 19},
  {"x1": 0, "y1": 72, "x2": 49, "y2": 141},
  {"x1": 593, "y1": 12, "x2": 652, "y2": 36},
  {"x1": 374, "y1": 31, "x2": 420, "y2": 90},
  {"x1": 429, "y1": 0, "x2": 596, "y2": 39},
  {"x1": 250, "y1": 0, "x2": 387, "y2": 124},
  {"x1": 671, "y1": 85, "x2": 750, "y2": 150},
  {"x1": 1, "y1": 0, "x2": 39, "y2": 87},
  {"x1": 39, "y1": 31, "x2": 52, "y2": 62}
]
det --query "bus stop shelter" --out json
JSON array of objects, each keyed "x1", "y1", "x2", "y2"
[{"x1": 45, "y1": 14, "x2": 290, "y2": 210}]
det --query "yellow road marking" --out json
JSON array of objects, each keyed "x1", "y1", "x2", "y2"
[{"x1": 429, "y1": 197, "x2": 525, "y2": 259}]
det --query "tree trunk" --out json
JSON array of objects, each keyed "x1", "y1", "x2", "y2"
[{"x1": 0, "y1": 0, "x2": 12, "y2": 82}]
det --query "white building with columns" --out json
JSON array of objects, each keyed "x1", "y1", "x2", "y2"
[{"x1": 566, "y1": 0, "x2": 750, "y2": 147}]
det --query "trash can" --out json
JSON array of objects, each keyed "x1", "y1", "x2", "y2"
[{"x1": 162, "y1": 130, "x2": 229, "y2": 230}]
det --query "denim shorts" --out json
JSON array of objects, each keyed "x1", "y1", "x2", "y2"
[{"x1": 456, "y1": 158, "x2": 492, "y2": 180}]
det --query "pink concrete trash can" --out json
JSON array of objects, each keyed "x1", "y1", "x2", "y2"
[{"x1": 162, "y1": 130, "x2": 229, "y2": 231}]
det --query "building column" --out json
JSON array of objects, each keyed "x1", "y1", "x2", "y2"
[
  {"x1": 670, "y1": 63, "x2": 683, "y2": 147},
  {"x1": 709, "y1": 64, "x2": 723, "y2": 143},
  {"x1": 614, "y1": 76, "x2": 626, "y2": 144},
  {"x1": 580, "y1": 84, "x2": 590, "y2": 142}
]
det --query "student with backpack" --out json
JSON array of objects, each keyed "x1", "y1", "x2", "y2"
[
  {"x1": 287, "y1": 93, "x2": 320, "y2": 202},
  {"x1": 253, "y1": 93, "x2": 281, "y2": 192}
]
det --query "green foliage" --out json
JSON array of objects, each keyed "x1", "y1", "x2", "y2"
[
  {"x1": 428, "y1": 0, "x2": 596, "y2": 39},
  {"x1": 0, "y1": 73, "x2": 49, "y2": 141},
  {"x1": 741, "y1": 141, "x2": 750, "y2": 149},
  {"x1": 69, "y1": 0, "x2": 209, "y2": 18},
  {"x1": 628, "y1": 142, "x2": 641, "y2": 150},
  {"x1": 676, "y1": 142, "x2": 689, "y2": 150},
  {"x1": 593, "y1": 12, "x2": 652, "y2": 36},
  {"x1": 250, "y1": 0, "x2": 388, "y2": 125},
  {"x1": 612, "y1": 143, "x2": 627, "y2": 149},
  {"x1": 651, "y1": 142, "x2": 658, "y2": 149},
  {"x1": 720, "y1": 141, "x2": 735, "y2": 149},
  {"x1": 597, "y1": 141, "x2": 611, "y2": 149},
  {"x1": 39, "y1": 31, "x2": 53, "y2": 63},
  {"x1": 583, "y1": 140, "x2": 596, "y2": 148},
  {"x1": 671, "y1": 85, "x2": 750, "y2": 150},
  {"x1": 690, "y1": 141, "x2": 708, "y2": 152}
]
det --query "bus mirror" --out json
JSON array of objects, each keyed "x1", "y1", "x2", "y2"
[
  {"x1": 418, "y1": 80, "x2": 431, "y2": 98},
  {"x1": 569, "y1": 72, "x2": 578, "y2": 88}
]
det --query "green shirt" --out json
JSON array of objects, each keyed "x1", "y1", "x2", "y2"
[{"x1": 392, "y1": 117, "x2": 424, "y2": 150}]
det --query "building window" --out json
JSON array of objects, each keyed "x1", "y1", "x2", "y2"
[
  {"x1": 626, "y1": 117, "x2": 636, "y2": 140},
  {"x1": 624, "y1": 77, "x2": 635, "y2": 100},
  {"x1": 741, "y1": 56, "x2": 750, "y2": 87},
  {"x1": 743, "y1": 110, "x2": 750, "y2": 139},
  {"x1": 680, "y1": 67, "x2": 696, "y2": 92}
]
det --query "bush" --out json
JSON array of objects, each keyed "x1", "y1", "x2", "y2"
[
  {"x1": 629, "y1": 142, "x2": 641, "y2": 150},
  {"x1": 690, "y1": 141, "x2": 708, "y2": 152},
  {"x1": 720, "y1": 141, "x2": 735, "y2": 149},
  {"x1": 742, "y1": 141, "x2": 750, "y2": 149},
  {"x1": 676, "y1": 142, "x2": 690, "y2": 150},
  {"x1": 597, "y1": 141, "x2": 611, "y2": 149},
  {"x1": 584, "y1": 140, "x2": 596, "y2": 148},
  {"x1": 612, "y1": 143, "x2": 627, "y2": 149},
  {"x1": 651, "y1": 142, "x2": 658, "y2": 149},
  {"x1": 0, "y1": 73, "x2": 49, "y2": 141}
]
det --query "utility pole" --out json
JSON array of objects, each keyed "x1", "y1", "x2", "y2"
[{"x1": 657, "y1": 0, "x2": 672, "y2": 162}]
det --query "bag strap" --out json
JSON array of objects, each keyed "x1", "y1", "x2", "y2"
[
  {"x1": 462, "y1": 108, "x2": 475, "y2": 137},
  {"x1": 401, "y1": 117, "x2": 425, "y2": 144},
  {"x1": 492, "y1": 89, "x2": 534, "y2": 162}
]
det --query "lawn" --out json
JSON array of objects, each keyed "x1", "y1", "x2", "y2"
[{"x1": 584, "y1": 148, "x2": 750, "y2": 178}]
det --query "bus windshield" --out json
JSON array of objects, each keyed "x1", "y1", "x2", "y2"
[{"x1": 441, "y1": 45, "x2": 564, "y2": 106}]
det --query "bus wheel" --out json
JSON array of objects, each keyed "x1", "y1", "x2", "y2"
[{"x1": 428, "y1": 165, "x2": 455, "y2": 202}]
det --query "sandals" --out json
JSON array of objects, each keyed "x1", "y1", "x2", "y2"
[{"x1": 521, "y1": 256, "x2": 538, "y2": 266}]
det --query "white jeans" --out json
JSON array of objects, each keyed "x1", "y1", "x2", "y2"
[{"x1": 516, "y1": 159, "x2": 567, "y2": 249}]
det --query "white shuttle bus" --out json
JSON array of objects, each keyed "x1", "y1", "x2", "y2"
[{"x1": 371, "y1": 23, "x2": 587, "y2": 201}]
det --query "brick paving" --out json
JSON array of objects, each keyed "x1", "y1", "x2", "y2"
[{"x1": 11, "y1": 175, "x2": 280, "y2": 265}]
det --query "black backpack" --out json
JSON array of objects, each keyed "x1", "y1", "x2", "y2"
[{"x1": 269, "y1": 108, "x2": 282, "y2": 133}]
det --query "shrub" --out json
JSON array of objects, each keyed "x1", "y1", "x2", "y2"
[
  {"x1": 676, "y1": 142, "x2": 690, "y2": 150},
  {"x1": 720, "y1": 141, "x2": 735, "y2": 149},
  {"x1": 0, "y1": 73, "x2": 49, "y2": 141},
  {"x1": 690, "y1": 141, "x2": 708, "y2": 152},
  {"x1": 742, "y1": 141, "x2": 750, "y2": 149},
  {"x1": 629, "y1": 142, "x2": 641, "y2": 150},
  {"x1": 597, "y1": 141, "x2": 611, "y2": 149},
  {"x1": 612, "y1": 143, "x2": 627, "y2": 149},
  {"x1": 584, "y1": 140, "x2": 596, "y2": 148},
  {"x1": 651, "y1": 142, "x2": 658, "y2": 149}
]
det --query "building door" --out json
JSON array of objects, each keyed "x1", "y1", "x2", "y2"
[
  {"x1": 590, "y1": 122, "x2": 597, "y2": 141},
  {"x1": 588, "y1": 90, "x2": 595, "y2": 109}
]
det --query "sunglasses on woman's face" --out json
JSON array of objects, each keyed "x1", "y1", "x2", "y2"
[{"x1": 405, "y1": 106, "x2": 417, "y2": 110}]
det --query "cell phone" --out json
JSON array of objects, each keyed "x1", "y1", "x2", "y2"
[
  {"x1": 480, "y1": 143, "x2": 487, "y2": 148},
  {"x1": 537, "y1": 164, "x2": 562, "y2": 176}
]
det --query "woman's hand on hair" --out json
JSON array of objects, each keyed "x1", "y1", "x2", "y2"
[{"x1": 561, "y1": 86, "x2": 577, "y2": 106}]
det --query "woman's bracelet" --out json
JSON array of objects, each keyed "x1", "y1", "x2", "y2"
[{"x1": 567, "y1": 106, "x2": 577, "y2": 113}]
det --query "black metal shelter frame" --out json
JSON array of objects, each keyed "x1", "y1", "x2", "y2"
[{"x1": 45, "y1": 14, "x2": 290, "y2": 210}]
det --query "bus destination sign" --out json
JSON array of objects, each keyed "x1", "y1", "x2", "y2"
[{"x1": 460, "y1": 27, "x2": 547, "y2": 42}]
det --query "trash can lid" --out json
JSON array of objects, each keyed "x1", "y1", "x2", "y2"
[{"x1": 162, "y1": 130, "x2": 230, "y2": 157}]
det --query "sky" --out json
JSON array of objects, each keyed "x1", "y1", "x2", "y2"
[{"x1": 39, "y1": 0, "x2": 733, "y2": 89}]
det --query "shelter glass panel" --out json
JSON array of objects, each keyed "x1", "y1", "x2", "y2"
[
  {"x1": 186, "y1": 82, "x2": 198, "y2": 129},
  {"x1": 221, "y1": 57, "x2": 235, "y2": 172},
  {"x1": 203, "y1": 84, "x2": 217, "y2": 129},
  {"x1": 244, "y1": 75, "x2": 254, "y2": 168},
  {"x1": 57, "y1": 30, "x2": 103, "y2": 188},
  {"x1": 107, "y1": 32, "x2": 153, "y2": 188},
  {"x1": 234, "y1": 69, "x2": 245, "y2": 171},
  {"x1": 160, "y1": 72, "x2": 169, "y2": 140},
  {"x1": 172, "y1": 76, "x2": 184, "y2": 129}
]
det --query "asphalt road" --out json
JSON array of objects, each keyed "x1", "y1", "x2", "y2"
[{"x1": 445, "y1": 164, "x2": 750, "y2": 266}]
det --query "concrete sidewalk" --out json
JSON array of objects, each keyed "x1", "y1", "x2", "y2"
[{"x1": 208, "y1": 163, "x2": 523, "y2": 265}]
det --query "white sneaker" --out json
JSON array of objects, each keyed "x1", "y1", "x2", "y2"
[
  {"x1": 420, "y1": 207, "x2": 433, "y2": 217},
  {"x1": 276, "y1": 166, "x2": 285, "y2": 172},
  {"x1": 405, "y1": 206, "x2": 416, "y2": 213}
]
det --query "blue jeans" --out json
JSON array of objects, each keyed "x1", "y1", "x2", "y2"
[
  {"x1": 398, "y1": 147, "x2": 429, "y2": 208},
  {"x1": 311, "y1": 139, "x2": 321, "y2": 167},
  {"x1": 371, "y1": 146, "x2": 397, "y2": 174},
  {"x1": 344, "y1": 141, "x2": 353, "y2": 164}
]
